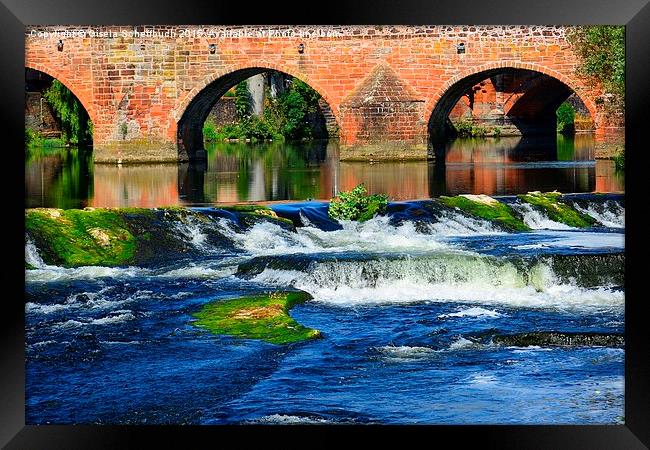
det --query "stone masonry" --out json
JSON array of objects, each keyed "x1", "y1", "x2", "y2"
[{"x1": 25, "y1": 25, "x2": 623, "y2": 162}]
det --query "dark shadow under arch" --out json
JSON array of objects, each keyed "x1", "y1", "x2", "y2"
[
  {"x1": 428, "y1": 68, "x2": 594, "y2": 160},
  {"x1": 177, "y1": 68, "x2": 339, "y2": 161}
]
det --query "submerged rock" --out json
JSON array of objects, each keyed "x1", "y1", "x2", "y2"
[
  {"x1": 236, "y1": 254, "x2": 315, "y2": 279},
  {"x1": 191, "y1": 290, "x2": 321, "y2": 345},
  {"x1": 542, "y1": 253, "x2": 624, "y2": 287},
  {"x1": 492, "y1": 331, "x2": 624, "y2": 348}
]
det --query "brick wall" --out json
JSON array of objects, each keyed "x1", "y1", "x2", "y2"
[{"x1": 25, "y1": 25, "x2": 620, "y2": 162}]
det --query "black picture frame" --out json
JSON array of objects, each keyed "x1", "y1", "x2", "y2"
[{"x1": 3, "y1": 0, "x2": 649, "y2": 447}]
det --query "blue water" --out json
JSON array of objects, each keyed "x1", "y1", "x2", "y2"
[{"x1": 25, "y1": 197, "x2": 625, "y2": 424}]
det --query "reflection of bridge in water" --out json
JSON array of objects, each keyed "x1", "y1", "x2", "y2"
[
  {"x1": 24, "y1": 137, "x2": 623, "y2": 208},
  {"x1": 175, "y1": 136, "x2": 622, "y2": 204}
]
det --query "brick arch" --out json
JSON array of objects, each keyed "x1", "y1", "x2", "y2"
[
  {"x1": 25, "y1": 63, "x2": 97, "y2": 126},
  {"x1": 426, "y1": 61, "x2": 598, "y2": 144},
  {"x1": 172, "y1": 62, "x2": 342, "y2": 161},
  {"x1": 173, "y1": 61, "x2": 339, "y2": 122}
]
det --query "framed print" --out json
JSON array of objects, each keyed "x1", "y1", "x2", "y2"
[{"x1": 3, "y1": 0, "x2": 649, "y2": 447}]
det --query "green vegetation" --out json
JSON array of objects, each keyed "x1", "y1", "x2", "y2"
[
  {"x1": 43, "y1": 80, "x2": 93, "y2": 145},
  {"x1": 454, "y1": 119, "x2": 502, "y2": 138},
  {"x1": 203, "y1": 75, "x2": 324, "y2": 144},
  {"x1": 26, "y1": 80, "x2": 93, "y2": 149},
  {"x1": 556, "y1": 102, "x2": 576, "y2": 135},
  {"x1": 25, "y1": 208, "x2": 137, "y2": 267},
  {"x1": 613, "y1": 148, "x2": 625, "y2": 171},
  {"x1": 203, "y1": 141, "x2": 323, "y2": 200},
  {"x1": 518, "y1": 192, "x2": 596, "y2": 228},
  {"x1": 25, "y1": 205, "x2": 300, "y2": 268},
  {"x1": 191, "y1": 291, "x2": 321, "y2": 344},
  {"x1": 25, "y1": 128, "x2": 66, "y2": 149},
  {"x1": 438, "y1": 195, "x2": 530, "y2": 231},
  {"x1": 568, "y1": 26, "x2": 625, "y2": 111},
  {"x1": 328, "y1": 184, "x2": 389, "y2": 222},
  {"x1": 234, "y1": 80, "x2": 251, "y2": 118}
]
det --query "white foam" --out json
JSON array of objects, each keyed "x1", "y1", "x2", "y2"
[
  {"x1": 251, "y1": 255, "x2": 624, "y2": 311},
  {"x1": 253, "y1": 414, "x2": 331, "y2": 425},
  {"x1": 511, "y1": 202, "x2": 574, "y2": 230},
  {"x1": 422, "y1": 210, "x2": 504, "y2": 236},
  {"x1": 449, "y1": 337, "x2": 477, "y2": 350},
  {"x1": 26, "y1": 302, "x2": 71, "y2": 314},
  {"x1": 89, "y1": 312, "x2": 136, "y2": 325},
  {"x1": 30, "y1": 340, "x2": 57, "y2": 348},
  {"x1": 573, "y1": 201, "x2": 625, "y2": 228},
  {"x1": 167, "y1": 212, "x2": 212, "y2": 250},
  {"x1": 527, "y1": 230, "x2": 624, "y2": 250},
  {"x1": 221, "y1": 215, "x2": 455, "y2": 256},
  {"x1": 468, "y1": 373, "x2": 498, "y2": 384},
  {"x1": 376, "y1": 345, "x2": 437, "y2": 359},
  {"x1": 438, "y1": 307, "x2": 502, "y2": 319},
  {"x1": 53, "y1": 311, "x2": 136, "y2": 329},
  {"x1": 26, "y1": 265, "x2": 146, "y2": 283},
  {"x1": 25, "y1": 238, "x2": 48, "y2": 269},
  {"x1": 157, "y1": 264, "x2": 236, "y2": 279}
]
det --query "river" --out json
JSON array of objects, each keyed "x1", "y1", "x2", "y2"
[
  {"x1": 24, "y1": 190, "x2": 624, "y2": 424},
  {"x1": 25, "y1": 135, "x2": 623, "y2": 209}
]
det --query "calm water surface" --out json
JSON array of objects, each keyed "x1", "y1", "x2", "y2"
[{"x1": 25, "y1": 135, "x2": 624, "y2": 209}]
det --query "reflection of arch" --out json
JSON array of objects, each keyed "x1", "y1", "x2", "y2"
[
  {"x1": 174, "y1": 63, "x2": 340, "y2": 161},
  {"x1": 427, "y1": 62, "x2": 597, "y2": 150},
  {"x1": 25, "y1": 64, "x2": 97, "y2": 126}
]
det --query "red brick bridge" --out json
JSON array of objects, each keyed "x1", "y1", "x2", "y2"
[{"x1": 25, "y1": 25, "x2": 622, "y2": 163}]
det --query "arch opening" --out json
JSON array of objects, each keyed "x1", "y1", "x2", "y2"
[
  {"x1": 25, "y1": 68, "x2": 93, "y2": 148},
  {"x1": 428, "y1": 68, "x2": 595, "y2": 159},
  {"x1": 177, "y1": 68, "x2": 339, "y2": 161}
]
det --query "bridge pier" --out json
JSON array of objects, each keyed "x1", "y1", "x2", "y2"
[
  {"x1": 337, "y1": 64, "x2": 430, "y2": 161},
  {"x1": 93, "y1": 140, "x2": 179, "y2": 164}
]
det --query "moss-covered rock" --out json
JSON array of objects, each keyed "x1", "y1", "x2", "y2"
[
  {"x1": 25, "y1": 208, "x2": 137, "y2": 267},
  {"x1": 191, "y1": 291, "x2": 321, "y2": 345},
  {"x1": 25, "y1": 206, "x2": 291, "y2": 268},
  {"x1": 438, "y1": 195, "x2": 530, "y2": 231},
  {"x1": 518, "y1": 191, "x2": 596, "y2": 228}
]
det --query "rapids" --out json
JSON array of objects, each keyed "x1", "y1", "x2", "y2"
[{"x1": 25, "y1": 194, "x2": 625, "y2": 424}]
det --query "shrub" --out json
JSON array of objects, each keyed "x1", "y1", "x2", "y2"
[
  {"x1": 328, "y1": 184, "x2": 389, "y2": 222},
  {"x1": 556, "y1": 102, "x2": 576, "y2": 135},
  {"x1": 43, "y1": 80, "x2": 92, "y2": 145},
  {"x1": 203, "y1": 118, "x2": 219, "y2": 142},
  {"x1": 454, "y1": 118, "x2": 489, "y2": 137},
  {"x1": 567, "y1": 26, "x2": 625, "y2": 112},
  {"x1": 234, "y1": 81, "x2": 251, "y2": 119},
  {"x1": 204, "y1": 74, "x2": 325, "y2": 143},
  {"x1": 613, "y1": 148, "x2": 624, "y2": 171},
  {"x1": 25, "y1": 127, "x2": 66, "y2": 149}
]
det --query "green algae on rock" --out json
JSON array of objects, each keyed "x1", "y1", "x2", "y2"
[
  {"x1": 438, "y1": 194, "x2": 530, "y2": 232},
  {"x1": 191, "y1": 291, "x2": 321, "y2": 345},
  {"x1": 25, "y1": 208, "x2": 137, "y2": 267},
  {"x1": 25, "y1": 206, "x2": 298, "y2": 268},
  {"x1": 518, "y1": 191, "x2": 596, "y2": 228}
]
